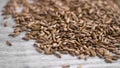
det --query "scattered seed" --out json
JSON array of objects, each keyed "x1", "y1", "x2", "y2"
[{"x1": 2, "y1": 0, "x2": 120, "y2": 63}]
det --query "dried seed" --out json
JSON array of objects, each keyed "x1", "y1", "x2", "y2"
[
  {"x1": 98, "y1": 48, "x2": 104, "y2": 55},
  {"x1": 14, "y1": 28, "x2": 21, "y2": 32},
  {"x1": 8, "y1": 33, "x2": 16, "y2": 37},
  {"x1": 14, "y1": 31, "x2": 20, "y2": 36},
  {"x1": 2, "y1": 0, "x2": 120, "y2": 63},
  {"x1": 21, "y1": 26, "x2": 28, "y2": 31},
  {"x1": 97, "y1": 52, "x2": 103, "y2": 58},
  {"x1": 78, "y1": 55, "x2": 83, "y2": 59},
  {"x1": 22, "y1": 37, "x2": 29, "y2": 41},
  {"x1": 6, "y1": 41, "x2": 12, "y2": 46},
  {"x1": 28, "y1": 22, "x2": 35, "y2": 27},
  {"x1": 53, "y1": 52, "x2": 61, "y2": 58},
  {"x1": 77, "y1": 64, "x2": 82, "y2": 68},
  {"x1": 84, "y1": 55, "x2": 89, "y2": 61},
  {"x1": 74, "y1": 50, "x2": 80, "y2": 56},
  {"x1": 60, "y1": 51, "x2": 68, "y2": 54},
  {"x1": 90, "y1": 49, "x2": 96, "y2": 57},
  {"x1": 4, "y1": 22, "x2": 9, "y2": 27},
  {"x1": 62, "y1": 65, "x2": 70, "y2": 68},
  {"x1": 112, "y1": 56, "x2": 118, "y2": 60},
  {"x1": 112, "y1": 55, "x2": 120, "y2": 60},
  {"x1": 44, "y1": 51, "x2": 52, "y2": 55},
  {"x1": 114, "y1": 55, "x2": 120, "y2": 58},
  {"x1": 4, "y1": 15, "x2": 10, "y2": 19},
  {"x1": 69, "y1": 51, "x2": 76, "y2": 56},
  {"x1": 44, "y1": 48, "x2": 52, "y2": 55},
  {"x1": 36, "y1": 47, "x2": 43, "y2": 53},
  {"x1": 33, "y1": 43, "x2": 40, "y2": 47},
  {"x1": 105, "y1": 58, "x2": 113, "y2": 63}
]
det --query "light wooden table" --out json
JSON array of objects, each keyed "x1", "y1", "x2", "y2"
[{"x1": 0, "y1": 0, "x2": 120, "y2": 68}]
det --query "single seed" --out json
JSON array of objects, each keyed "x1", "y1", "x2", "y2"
[
  {"x1": 6, "y1": 41, "x2": 12, "y2": 46},
  {"x1": 44, "y1": 48, "x2": 52, "y2": 55},
  {"x1": 4, "y1": 15, "x2": 10, "y2": 19},
  {"x1": 22, "y1": 37, "x2": 29, "y2": 41},
  {"x1": 84, "y1": 55, "x2": 89, "y2": 61},
  {"x1": 8, "y1": 33, "x2": 16, "y2": 37},
  {"x1": 77, "y1": 64, "x2": 82, "y2": 68},
  {"x1": 53, "y1": 52, "x2": 61, "y2": 58},
  {"x1": 60, "y1": 51, "x2": 68, "y2": 54},
  {"x1": 62, "y1": 65, "x2": 70, "y2": 68},
  {"x1": 4, "y1": 22, "x2": 9, "y2": 27},
  {"x1": 78, "y1": 55, "x2": 83, "y2": 59},
  {"x1": 90, "y1": 49, "x2": 96, "y2": 57},
  {"x1": 36, "y1": 47, "x2": 43, "y2": 53},
  {"x1": 105, "y1": 58, "x2": 113, "y2": 63}
]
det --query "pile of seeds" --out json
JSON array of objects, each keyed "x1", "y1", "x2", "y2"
[{"x1": 2, "y1": 0, "x2": 120, "y2": 63}]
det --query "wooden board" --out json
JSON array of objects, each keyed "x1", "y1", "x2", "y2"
[{"x1": 0, "y1": 0, "x2": 120, "y2": 68}]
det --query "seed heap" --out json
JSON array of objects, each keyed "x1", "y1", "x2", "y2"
[{"x1": 2, "y1": 0, "x2": 120, "y2": 63}]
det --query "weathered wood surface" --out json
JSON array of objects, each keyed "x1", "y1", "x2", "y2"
[{"x1": 0, "y1": 0, "x2": 120, "y2": 68}]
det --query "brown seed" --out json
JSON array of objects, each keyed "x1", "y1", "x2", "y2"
[
  {"x1": 14, "y1": 31, "x2": 20, "y2": 36},
  {"x1": 114, "y1": 51, "x2": 120, "y2": 55},
  {"x1": 84, "y1": 55, "x2": 89, "y2": 61},
  {"x1": 4, "y1": 22, "x2": 9, "y2": 27},
  {"x1": 77, "y1": 64, "x2": 82, "y2": 68},
  {"x1": 69, "y1": 51, "x2": 76, "y2": 56},
  {"x1": 97, "y1": 52, "x2": 104, "y2": 58},
  {"x1": 74, "y1": 51, "x2": 80, "y2": 56},
  {"x1": 2, "y1": 0, "x2": 120, "y2": 63},
  {"x1": 33, "y1": 43, "x2": 39, "y2": 47},
  {"x1": 112, "y1": 56, "x2": 118, "y2": 60},
  {"x1": 115, "y1": 55, "x2": 120, "y2": 58},
  {"x1": 4, "y1": 15, "x2": 10, "y2": 19},
  {"x1": 6, "y1": 41, "x2": 12, "y2": 46},
  {"x1": 105, "y1": 58, "x2": 113, "y2": 63},
  {"x1": 60, "y1": 51, "x2": 68, "y2": 54},
  {"x1": 53, "y1": 52, "x2": 61, "y2": 58},
  {"x1": 21, "y1": 26, "x2": 28, "y2": 31},
  {"x1": 14, "y1": 28, "x2": 21, "y2": 32},
  {"x1": 22, "y1": 37, "x2": 29, "y2": 41},
  {"x1": 112, "y1": 55, "x2": 120, "y2": 60},
  {"x1": 44, "y1": 51, "x2": 52, "y2": 55},
  {"x1": 8, "y1": 33, "x2": 16, "y2": 37},
  {"x1": 90, "y1": 49, "x2": 96, "y2": 57},
  {"x1": 44, "y1": 47, "x2": 52, "y2": 55},
  {"x1": 78, "y1": 55, "x2": 83, "y2": 59},
  {"x1": 36, "y1": 47, "x2": 43, "y2": 53},
  {"x1": 62, "y1": 65, "x2": 70, "y2": 68}
]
